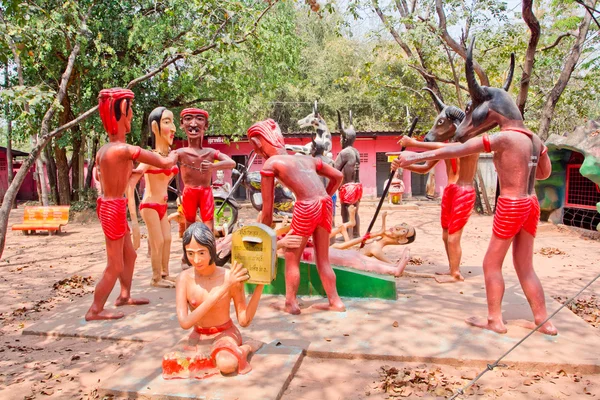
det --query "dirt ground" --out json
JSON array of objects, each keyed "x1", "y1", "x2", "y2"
[{"x1": 1, "y1": 199, "x2": 600, "y2": 400}]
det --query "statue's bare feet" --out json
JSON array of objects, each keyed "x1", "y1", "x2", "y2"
[
  {"x1": 114, "y1": 296, "x2": 150, "y2": 307},
  {"x1": 162, "y1": 274, "x2": 177, "y2": 283},
  {"x1": 465, "y1": 316, "x2": 507, "y2": 334},
  {"x1": 435, "y1": 272, "x2": 465, "y2": 283},
  {"x1": 511, "y1": 319, "x2": 558, "y2": 336},
  {"x1": 310, "y1": 299, "x2": 346, "y2": 312},
  {"x1": 394, "y1": 248, "x2": 411, "y2": 277},
  {"x1": 85, "y1": 309, "x2": 125, "y2": 321},
  {"x1": 270, "y1": 300, "x2": 301, "y2": 315},
  {"x1": 151, "y1": 279, "x2": 176, "y2": 288}
]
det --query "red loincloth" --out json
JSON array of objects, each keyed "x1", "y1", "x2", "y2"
[
  {"x1": 194, "y1": 319, "x2": 233, "y2": 335},
  {"x1": 96, "y1": 197, "x2": 129, "y2": 241},
  {"x1": 182, "y1": 186, "x2": 214, "y2": 223},
  {"x1": 441, "y1": 184, "x2": 476, "y2": 234},
  {"x1": 339, "y1": 182, "x2": 363, "y2": 205},
  {"x1": 139, "y1": 202, "x2": 168, "y2": 221},
  {"x1": 493, "y1": 195, "x2": 540, "y2": 239},
  {"x1": 290, "y1": 197, "x2": 333, "y2": 237}
]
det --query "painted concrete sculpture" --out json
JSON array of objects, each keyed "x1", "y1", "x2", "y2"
[
  {"x1": 86, "y1": 88, "x2": 177, "y2": 321},
  {"x1": 164, "y1": 222, "x2": 263, "y2": 378},
  {"x1": 391, "y1": 39, "x2": 557, "y2": 335},
  {"x1": 128, "y1": 107, "x2": 179, "y2": 288},
  {"x1": 176, "y1": 108, "x2": 235, "y2": 232},
  {"x1": 400, "y1": 87, "x2": 473, "y2": 283},
  {"x1": 335, "y1": 110, "x2": 363, "y2": 239},
  {"x1": 248, "y1": 119, "x2": 345, "y2": 314}
]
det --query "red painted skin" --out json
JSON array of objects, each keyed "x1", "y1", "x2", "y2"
[
  {"x1": 401, "y1": 136, "x2": 479, "y2": 283},
  {"x1": 392, "y1": 112, "x2": 555, "y2": 336},
  {"x1": 398, "y1": 88, "x2": 471, "y2": 284},
  {"x1": 248, "y1": 119, "x2": 345, "y2": 315},
  {"x1": 175, "y1": 109, "x2": 236, "y2": 231},
  {"x1": 85, "y1": 88, "x2": 178, "y2": 321}
]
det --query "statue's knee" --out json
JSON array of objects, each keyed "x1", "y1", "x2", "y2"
[
  {"x1": 215, "y1": 351, "x2": 238, "y2": 374},
  {"x1": 447, "y1": 233, "x2": 461, "y2": 246},
  {"x1": 153, "y1": 237, "x2": 165, "y2": 250}
]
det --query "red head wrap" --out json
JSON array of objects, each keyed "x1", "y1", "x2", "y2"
[
  {"x1": 180, "y1": 108, "x2": 209, "y2": 122},
  {"x1": 98, "y1": 88, "x2": 135, "y2": 135},
  {"x1": 247, "y1": 119, "x2": 285, "y2": 150}
]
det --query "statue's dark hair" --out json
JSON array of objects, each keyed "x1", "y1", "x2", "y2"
[
  {"x1": 406, "y1": 229, "x2": 416, "y2": 244},
  {"x1": 182, "y1": 222, "x2": 217, "y2": 266},
  {"x1": 114, "y1": 99, "x2": 131, "y2": 121},
  {"x1": 148, "y1": 106, "x2": 167, "y2": 135}
]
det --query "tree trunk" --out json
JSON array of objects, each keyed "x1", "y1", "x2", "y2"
[
  {"x1": 54, "y1": 142, "x2": 71, "y2": 205},
  {"x1": 4, "y1": 62, "x2": 14, "y2": 187},
  {"x1": 538, "y1": 0, "x2": 595, "y2": 140},
  {"x1": 44, "y1": 145, "x2": 59, "y2": 203},
  {"x1": 85, "y1": 135, "x2": 99, "y2": 190},
  {"x1": 516, "y1": 0, "x2": 541, "y2": 117},
  {"x1": 71, "y1": 129, "x2": 82, "y2": 201},
  {"x1": 139, "y1": 110, "x2": 150, "y2": 148}
]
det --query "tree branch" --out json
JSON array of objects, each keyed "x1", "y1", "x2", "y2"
[
  {"x1": 434, "y1": 0, "x2": 489, "y2": 86},
  {"x1": 127, "y1": 0, "x2": 278, "y2": 90},
  {"x1": 372, "y1": 0, "x2": 413, "y2": 57},
  {"x1": 517, "y1": 0, "x2": 541, "y2": 116},
  {"x1": 541, "y1": 32, "x2": 575, "y2": 51},
  {"x1": 538, "y1": 0, "x2": 597, "y2": 139},
  {"x1": 406, "y1": 64, "x2": 468, "y2": 90}
]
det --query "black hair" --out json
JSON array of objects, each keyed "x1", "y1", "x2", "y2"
[
  {"x1": 406, "y1": 229, "x2": 416, "y2": 244},
  {"x1": 148, "y1": 107, "x2": 167, "y2": 135},
  {"x1": 114, "y1": 99, "x2": 131, "y2": 121},
  {"x1": 182, "y1": 222, "x2": 217, "y2": 266}
]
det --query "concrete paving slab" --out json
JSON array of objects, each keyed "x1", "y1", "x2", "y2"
[
  {"x1": 23, "y1": 267, "x2": 181, "y2": 342},
  {"x1": 99, "y1": 338, "x2": 307, "y2": 400},
  {"x1": 241, "y1": 268, "x2": 600, "y2": 374},
  {"x1": 23, "y1": 260, "x2": 600, "y2": 374}
]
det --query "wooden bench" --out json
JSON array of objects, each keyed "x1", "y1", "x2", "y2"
[{"x1": 12, "y1": 206, "x2": 70, "y2": 235}]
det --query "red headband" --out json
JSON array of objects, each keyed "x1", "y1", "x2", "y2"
[
  {"x1": 98, "y1": 88, "x2": 134, "y2": 135},
  {"x1": 180, "y1": 108, "x2": 209, "y2": 122}
]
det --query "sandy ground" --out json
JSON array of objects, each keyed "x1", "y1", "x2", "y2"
[{"x1": 1, "y1": 199, "x2": 600, "y2": 399}]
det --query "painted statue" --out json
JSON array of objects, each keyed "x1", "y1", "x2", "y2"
[
  {"x1": 163, "y1": 223, "x2": 262, "y2": 378},
  {"x1": 331, "y1": 211, "x2": 415, "y2": 262},
  {"x1": 297, "y1": 101, "x2": 333, "y2": 155},
  {"x1": 212, "y1": 170, "x2": 231, "y2": 193},
  {"x1": 248, "y1": 119, "x2": 345, "y2": 314},
  {"x1": 384, "y1": 169, "x2": 405, "y2": 204},
  {"x1": 175, "y1": 108, "x2": 235, "y2": 232},
  {"x1": 128, "y1": 107, "x2": 179, "y2": 288},
  {"x1": 86, "y1": 88, "x2": 178, "y2": 321},
  {"x1": 400, "y1": 88, "x2": 469, "y2": 282},
  {"x1": 391, "y1": 39, "x2": 556, "y2": 335},
  {"x1": 335, "y1": 110, "x2": 362, "y2": 239},
  {"x1": 278, "y1": 232, "x2": 413, "y2": 278}
]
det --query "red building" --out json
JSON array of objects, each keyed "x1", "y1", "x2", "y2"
[
  {"x1": 0, "y1": 147, "x2": 38, "y2": 201},
  {"x1": 175, "y1": 131, "x2": 449, "y2": 200}
]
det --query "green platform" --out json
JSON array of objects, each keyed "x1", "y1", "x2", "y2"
[{"x1": 246, "y1": 257, "x2": 397, "y2": 300}]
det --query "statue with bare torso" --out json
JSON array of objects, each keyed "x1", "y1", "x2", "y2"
[
  {"x1": 248, "y1": 119, "x2": 345, "y2": 315},
  {"x1": 392, "y1": 39, "x2": 556, "y2": 335},
  {"x1": 86, "y1": 88, "x2": 177, "y2": 321},
  {"x1": 335, "y1": 111, "x2": 362, "y2": 239},
  {"x1": 175, "y1": 109, "x2": 235, "y2": 232}
]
